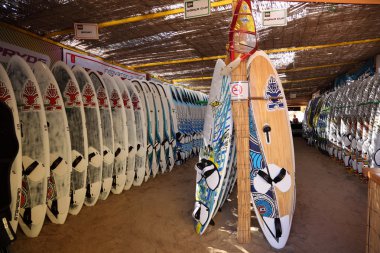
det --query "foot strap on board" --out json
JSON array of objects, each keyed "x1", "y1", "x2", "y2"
[
  {"x1": 274, "y1": 217, "x2": 282, "y2": 239},
  {"x1": 0, "y1": 208, "x2": 16, "y2": 249},
  {"x1": 257, "y1": 168, "x2": 286, "y2": 185}
]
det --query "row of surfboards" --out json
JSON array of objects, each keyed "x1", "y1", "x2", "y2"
[
  {"x1": 303, "y1": 73, "x2": 380, "y2": 173},
  {"x1": 0, "y1": 55, "x2": 207, "y2": 238},
  {"x1": 193, "y1": 51, "x2": 296, "y2": 249}
]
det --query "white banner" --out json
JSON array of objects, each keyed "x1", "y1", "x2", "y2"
[
  {"x1": 63, "y1": 49, "x2": 145, "y2": 80},
  {"x1": 0, "y1": 41, "x2": 51, "y2": 66}
]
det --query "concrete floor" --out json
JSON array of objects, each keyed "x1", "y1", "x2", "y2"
[{"x1": 10, "y1": 137, "x2": 368, "y2": 253}]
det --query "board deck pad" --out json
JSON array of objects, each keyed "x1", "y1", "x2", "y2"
[
  {"x1": 194, "y1": 59, "x2": 233, "y2": 235},
  {"x1": 72, "y1": 66, "x2": 103, "y2": 206},
  {"x1": 33, "y1": 62, "x2": 72, "y2": 225},
  {"x1": 7, "y1": 55, "x2": 49, "y2": 238},
  {"x1": 0, "y1": 64, "x2": 22, "y2": 233},
  {"x1": 51, "y1": 61, "x2": 88, "y2": 216},
  {"x1": 89, "y1": 71, "x2": 115, "y2": 200},
  {"x1": 248, "y1": 50, "x2": 295, "y2": 249},
  {"x1": 126, "y1": 80, "x2": 147, "y2": 186}
]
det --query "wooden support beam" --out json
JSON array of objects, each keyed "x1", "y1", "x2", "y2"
[{"x1": 230, "y1": 0, "x2": 252, "y2": 244}]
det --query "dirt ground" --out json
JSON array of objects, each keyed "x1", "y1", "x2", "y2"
[{"x1": 10, "y1": 137, "x2": 368, "y2": 253}]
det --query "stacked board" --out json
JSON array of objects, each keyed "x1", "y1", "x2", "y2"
[
  {"x1": 304, "y1": 73, "x2": 380, "y2": 173},
  {"x1": 0, "y1": 56, "x2": 207, "y2": 238}
]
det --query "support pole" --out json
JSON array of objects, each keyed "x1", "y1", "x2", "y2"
[{"x1": 230, "y1": 0, "x2": 251, "y2": 243}]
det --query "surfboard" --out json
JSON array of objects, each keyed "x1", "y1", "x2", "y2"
[
  {"x1": 101, "y1": 75, "x2": 128, "y2": 194},
  {"x1": 51, "y1": 61, "x2": 88, "y2": 216},
  {"x1": 248, "y1": 50, "x2": 295, "y2": 249},
  {"x1": 72, "y1": 66, "x2": 103, "y2": 206},
  {"x1": 193, "y1": 59, "x2": 233, "y2": 235},
  {"x1": 141, "y1": 81, "x2": 160, "y2": 177},
  {"x1": 0, "y1": 64, "x2": 22, "y2": 233},
  {"x1": 355, "y1": 77, "x2": 375, "y2": 174},
  {"x1": 361, "y1": 75, "x2": 380, "y2": 169},
  {"x1": 132, "y1": 80, "x2": 155, "y2": 181},
  {"x1": 163, "y1": 84, "x2": 180, "y2": 170},
  {"x1": 7, "y1": 55, "x2": 49, "y2": 238},
  {"x1": 113, "y1": 76, "x2": 135, "y2": 190},
  {"x1": 125, "y1": 79, "x2": 147, "y2": 186},
  {"x1": 33, "y1": 62, "x2": 71, "y2": 224},
  {"x1": 88, "y1": 71, "x2": 115, "y2": 200},
  {"x1": 156, "y1": 83, "x2": 176, "y2": 171},
  {"x1": 149, "y1": 82, "x2": 169, "y2": 173}
]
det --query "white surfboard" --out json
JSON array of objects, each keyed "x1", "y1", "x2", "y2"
[
  {"x1": 102, "y1": 75, "x2": 128, "y2": 194},
  {"x1": 72, "y1": 66, "x2": 103, "y2": 206},
  {"x1": 51, "y1": 61, "x2": 88, "y2": 216},
  {"x1": 162, "y1": 84, "x2": 179, "y2": 171},
  {"x1": 89, "y1": 71, "x2": 115, "y2": 200},
  {"x1": 33, "y1": 62, "x2": 71, "y2": 225},
  {"x1": 114, "y1": 76, "x2": 136, "y2": 190},
  {"x1": 0, "y1": 64, "x2": 22, "y2": 233},
  {"x1": 141, "y1": 81, "x2": 159, "y2": 177},
  {"x1": 7, "y1": 55, "x2": 49, "y2": 238},
  {"x1": 125, "y1": 80, "x2": 147, "y2": 186},
  {"x1": 131, "y1": 80, "x2": 154, "y2": 182},
  {"x1": 155, "y1": 83, "x2": 175, "y2": 171},
  {"x1": 149, "y1": 82, "x2": 168, "y2": 173}
]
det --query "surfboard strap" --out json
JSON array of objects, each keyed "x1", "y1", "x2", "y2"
[
  {"x1": 274, "y1": 218, "x2": 282, "y2": 239},
  {"x1": 257, "y1": 168, "x2": 287, "y2": 184}
]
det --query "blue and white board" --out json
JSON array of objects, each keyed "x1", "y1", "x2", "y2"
[
  {"x1": 89, "y1": 71, "x2": 115, "y2": 200},
  {"x1": 193, "y1": 59, "x2": 233, "y2": 235},
  {"x1": 33, "y1": 62, "x2": 72, "y2": 224},
  {"x1": 0, "y1": 64, "x2": 22, "y2": 233},
  {"x1": 7, "y1": 55, "x2": 49, "y2": 237},
  {"x1": 156, "y1": 83, "x2": 175, "y2": 171},
  {"x1": 162, "y1": 84, "x2": 179, "y2": 171},
  {"x1": 72, "y1": 66, "x2": 103, "y2": 206},
  {"x1": 149, "y1": 82, "x2": 168, "y2": 173},
  {"x1": 51, "y1": 61, "x2": 88, "y2": 216},
  {"x1": 141, "y1": 81, "x2": 159, "y2": 177}
]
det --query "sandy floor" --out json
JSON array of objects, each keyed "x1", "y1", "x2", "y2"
[{"x1": 10, "y1": 137, "x2": 368, "y2": 253}]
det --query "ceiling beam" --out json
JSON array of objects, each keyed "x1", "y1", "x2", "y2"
[
  {"x1": 278, "y1": 61, "x2": 357, "y2": 73},
  {"x1": 131, "y1": 37, "x2": 380, "y2": 68},
  {"x1": 282, "y1": 0, "x2": 380, "y2": 4},
  {"x1": 45, "y1": 0, "x2": 233, "y2": 37}
]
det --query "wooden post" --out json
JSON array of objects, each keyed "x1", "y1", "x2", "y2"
[{"x1": 229, "y1": 0, "x2": 251, "y2": 243}]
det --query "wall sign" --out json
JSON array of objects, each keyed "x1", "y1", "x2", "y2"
[
  {"x1": 74, "y1": 23, "x2": 99, "y2": 40},
  {"x1": 262, "y1": 9, "x2": 287, "y2": 27},
  {"x1": 184, "y1": 0, "x2": 210, "y2": 19},
  {"x1": 230, "y1": 81, "x2": 248, "y2": 100}
]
